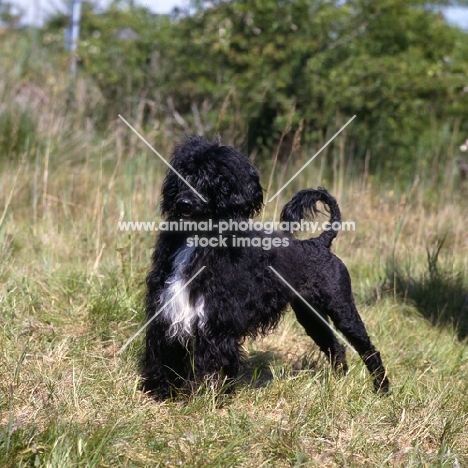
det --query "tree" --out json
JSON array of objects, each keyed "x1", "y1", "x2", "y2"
[
  {"x1": 158, "y1": 0, "x2": 468, "y2": 172},
  {"x1": 44, "y1": 0, "x2": 168, "y2": 122},
  {"x1": 42, "y1": 0, "x2": 468, "y2": 175}
]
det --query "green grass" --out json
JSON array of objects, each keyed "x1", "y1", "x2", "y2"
[
  {"x1": 1, "y1": 32, "x2": 468, "y2": 467},
  {"x1": 1, "y1": 282, "x2": 467, "y2": 467}
]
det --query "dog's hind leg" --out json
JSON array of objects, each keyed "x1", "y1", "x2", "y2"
[
  {"x1": 324, "y1": 298, "x2": 389, "y2": 394},
  {"x1": 291, "y1": 298, "x2": 348, "y2": 374}
]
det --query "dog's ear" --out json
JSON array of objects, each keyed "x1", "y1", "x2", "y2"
[
  {"x1": 160, "y1": 136, "x2": 212, "y2": 217},
  {"x1": 160, "y1": 168, "x2": 179, "y2": 217},
  {"x1": 207, "y1": 146, "x2": 264, "y2": 219},
  {"x1": 238, "y1": 166, "x2": 264, "y2": 218}
]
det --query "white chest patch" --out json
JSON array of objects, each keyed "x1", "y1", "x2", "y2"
[{"x1": 160, "y1": 246, "x2": 205, "y2": 341}]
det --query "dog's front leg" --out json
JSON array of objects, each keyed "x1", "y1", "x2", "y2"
[
  {"x1": 140, "y1": 321, "x2": 190, "y2": 400},
  {"x1": 193, "y1": 333, "x2": 241, "y2": 390}
]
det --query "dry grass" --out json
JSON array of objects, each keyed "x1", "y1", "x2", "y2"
[{"x1": 1, "y1": 33, "x2": 468, "y2": 468}]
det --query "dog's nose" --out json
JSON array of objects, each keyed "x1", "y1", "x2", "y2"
[{"x1": 176, "y1": 198, "x2": 193, "y2": 216}]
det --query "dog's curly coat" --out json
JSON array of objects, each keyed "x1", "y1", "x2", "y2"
[{"x1": 141, "y1": 135, "x2": 389, "y2": 399}]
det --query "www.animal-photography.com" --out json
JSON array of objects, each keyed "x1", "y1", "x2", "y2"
[{"x1": 1, "y1": 1, "x2": 468, "y2": 467}]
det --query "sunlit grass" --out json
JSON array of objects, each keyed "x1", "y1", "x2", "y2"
[{"x1": 1, "y1": 32, "x2": 467, "y2": 467}]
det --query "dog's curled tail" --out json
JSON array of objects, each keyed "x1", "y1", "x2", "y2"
[{"x1": 280, "y1": 187, "x2": 341, "y2": 248}]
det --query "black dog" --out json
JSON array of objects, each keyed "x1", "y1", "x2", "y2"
[{"x1": 141, "y1": 135, "x2": 389, "y2": 399}]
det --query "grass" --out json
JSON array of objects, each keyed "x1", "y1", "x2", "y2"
[{"x1": 1, "y1": 32, "x2": 468, "y2": 467}]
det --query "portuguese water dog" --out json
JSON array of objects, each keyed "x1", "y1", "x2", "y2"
[{"x1": 141, "y1": 135, "x2": 389, "y2": 399}]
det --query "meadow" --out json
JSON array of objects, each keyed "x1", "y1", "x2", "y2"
[{"x1": 1, "y1": 33, "x2": 468, "y2": 467}]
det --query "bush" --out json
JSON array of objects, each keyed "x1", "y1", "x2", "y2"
[{"x1": 41, "y1": 0, "x2": 468, "y2": 178}]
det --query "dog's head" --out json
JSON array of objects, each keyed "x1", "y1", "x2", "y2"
[{"x1": 161, "y1": 135, "x2": 264, "y2": 220}]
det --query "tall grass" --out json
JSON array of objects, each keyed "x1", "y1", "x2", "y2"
[{"x1": 0, "y1": 32, "x2": 467, "y2": 467}]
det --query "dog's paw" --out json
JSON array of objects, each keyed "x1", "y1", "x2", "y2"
[{"x1": 373, "y1": 375, "x2": 390, "y2": 396}]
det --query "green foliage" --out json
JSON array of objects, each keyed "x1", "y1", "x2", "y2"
[
  {"x1": 44, "y1": 1, "x2": 170, "y2": 122},
  {"x1": 41, "y1": 0, "x2": 468, "y2": 176},
  {"x1": 161, "y1": 0, "x2": 468, "y2": 170}
]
